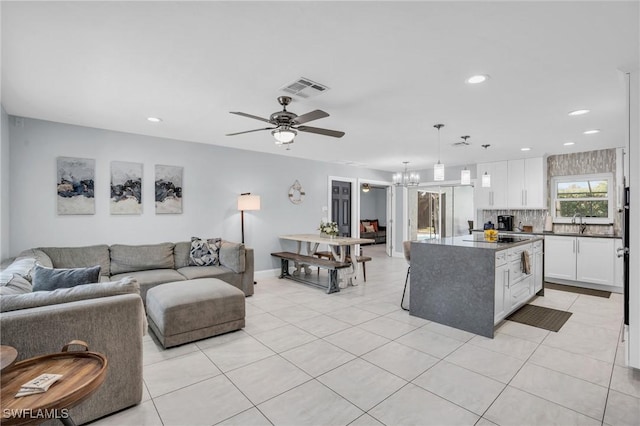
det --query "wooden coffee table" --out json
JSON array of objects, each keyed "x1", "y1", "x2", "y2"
[
  {"x1": 0, "y1": 341, "x2": 107, "y2": 426},
  {"x1": 0, "y1": 345, "x2": 18, "y2": 372}
]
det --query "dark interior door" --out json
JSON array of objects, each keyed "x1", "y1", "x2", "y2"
[{"x1": 332, "y1": 181, "x2": 351, "y2": 237}]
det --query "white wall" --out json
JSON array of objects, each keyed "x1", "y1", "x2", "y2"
[
  {"x1": 0, "y1": 106, "x2": 9, "y2": 262},
  {"x1": 7, "y1": 117, "x2": 391, "y2": 271},
  {"x1": 360, "y1": 187, "x2": 386, "y2": 225}
]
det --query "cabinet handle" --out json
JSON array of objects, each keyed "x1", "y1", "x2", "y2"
[
  {"x1": 524, "y1": 190, "x2": 528, "y2": 206},
  {"x1": 505, "y1": 269, "x2": 510, "y2": 288},
  {"x1": 577, "y1": 239, "x2": 580, "y2": 253},
  {"x1": 522, "y1": 190, "x2": 524, "y2": 206},
  {"x1": 573, "y1": 240, "x2": 576, "y2": 253}
]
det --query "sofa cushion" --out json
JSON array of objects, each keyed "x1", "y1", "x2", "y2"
[
  {"x1": 0, "y1": 274, "x2": 32, "y2": 295},
  {"x1": 110, "y1": 269, "x2": 186, "y2": 301},
  {"x1": 0, "y1": 277, "x2": 140, "y2": 313},
  {"x1": 40, "y1": 245, "x2": 110, "y2": 277},
  {"x1": 110, "y1": 242, "x2": 175, "y2": 275},
  {"x1": 173, "y1": 241, "x2": 191, "y2": 269},
  {"x1": 177, "y1": 266, "x2": 235, "y2": 281},
  {"x1": 188, "y1": 237, "x2": 222, "y2": 266},
  {"x1": 364, "y1": 224, "x2": 375, "y2": 233},
  {"x1": 16, "y1": 249, "x2": 54, "y2": 269},
  {"x1": 32, "y1": 264, "x2": 101, "y2": 292},
  {"x1": 0, "y1": 258, "x2": 38, "y2": 285},
  {"x1": 218, "y1": 241, "x2": 245, "y2": 273}
]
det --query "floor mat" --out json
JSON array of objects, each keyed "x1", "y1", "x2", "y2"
[
  {"x1": 545, "y1": 282, "x2": 611, "y2": 298},
  {"x1": 506, "y1": 304, "x2": 573, "y2": 332}
]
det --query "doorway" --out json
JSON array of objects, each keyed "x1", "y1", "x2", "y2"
[
  {"x1": 358, "y1": 179, "x2": 393, "y2": 256},
  {"x1": 408, "y1": 184, "x2": 474, "y2": 241}
]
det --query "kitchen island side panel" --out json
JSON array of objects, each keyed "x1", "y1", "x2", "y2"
[{"x1": 410, "y1": 242, "x2": 496, "y2": 337}]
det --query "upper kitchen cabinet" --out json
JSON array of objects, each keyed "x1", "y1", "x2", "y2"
[
  {"x1": 507, "y1": 157, "x2": 546, "y2": 209},
  {"x1": 476, "y1": 157, "x2": 546, "y2": 210},
  {"x1": 475, "y1": 161, "x2": 508, "y2": 209}
]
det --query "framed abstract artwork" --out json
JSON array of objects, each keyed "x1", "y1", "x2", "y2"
[
  {"x1": 110, "y1": 161, "x2": 143, "y2": 214},
  {"x1": 155, "y1": 164, "x2": 183, "y2": 214},
  {"x1": 56, "y1": 157, "x2": 95, "y2": 215}
]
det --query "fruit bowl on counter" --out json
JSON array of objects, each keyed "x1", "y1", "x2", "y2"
[{"x1": 484, "y1": 229, "x2": 498, "y2": 242}]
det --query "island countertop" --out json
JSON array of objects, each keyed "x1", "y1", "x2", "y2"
[{"x1": 414, "y1": 235, "x2": 544, "y2": 250}]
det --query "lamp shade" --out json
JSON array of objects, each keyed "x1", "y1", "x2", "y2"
[
  {"x1": 237, "y1": 194, "x2": 261, "y2": 211},
  {"x1": 461, "y1": 168, "x2": 471, "y2": 185},
  {"x1": 482, "y1": 172, "x2": 491, "y2": 188},
  {"x1": 434, "y1": 162, "x2": 445, "y2": 181}
]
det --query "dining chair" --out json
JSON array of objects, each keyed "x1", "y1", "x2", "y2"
[{"x1": 401, "y1": 241, "x2": 411, "y2": 311}]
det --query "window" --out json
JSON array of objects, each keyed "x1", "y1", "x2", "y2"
[{"x1": 551, "y1": 173, "x2": 614, "y2": 224}]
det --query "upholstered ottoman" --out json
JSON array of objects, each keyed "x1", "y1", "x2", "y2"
[{"x1": 146, "y1": 278, "x2": 245, "y2": 348}]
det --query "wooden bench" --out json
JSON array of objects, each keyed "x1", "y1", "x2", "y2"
[
  {"x1": 314, "y1": 251, "x2": 372, "y2": 282},
  {"x1": 271, "y1": 251, "x2": 352, "y2": 293}
]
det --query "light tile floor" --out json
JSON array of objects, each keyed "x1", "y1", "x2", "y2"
[{"x1": 92, "y1": 245, "x2": 640, "y2": 426}]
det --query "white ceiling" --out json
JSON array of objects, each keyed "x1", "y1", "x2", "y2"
[{"x1": 2, "y1": 1, "x2": 639, "y2": 173}]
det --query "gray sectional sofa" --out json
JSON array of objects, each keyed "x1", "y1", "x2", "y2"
[{"x1": 0, "y1": 240, "x2": 253, "y2": 425}]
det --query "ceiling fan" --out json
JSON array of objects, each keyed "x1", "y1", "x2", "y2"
[
  {"x1": 452, "y1": 135, "x2": 471, "y2": 146},
  {"x1": 226, "y1": 96, "x2": 345, "y2": 146}
]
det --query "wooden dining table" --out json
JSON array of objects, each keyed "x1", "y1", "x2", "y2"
[{"x1": 279, "y1": 234, "x2": 374, "y2": 287}]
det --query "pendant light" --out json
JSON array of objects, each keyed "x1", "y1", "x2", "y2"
[
  {"x1": 481, "y1": 143, "x2": 491, "y2": 187},
  {"x1": 459, "y1": 136, "x2": 471, "y2": 184},
  {"x1": 461, "y1": 167, "x2": 471, "y2": 185},
  {"x1": 433, "y1": 124, "x2": 445, "y2": 181},
  {"x1": 482, "y1": 171, "x2": 491, "y2": 187}
]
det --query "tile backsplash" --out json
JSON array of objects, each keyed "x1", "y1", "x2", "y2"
[{"x1": 479, "y1": 209, "x2": 618, "y2": 236}]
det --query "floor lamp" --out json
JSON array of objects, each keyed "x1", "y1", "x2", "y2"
[{"x1": 237, "y1": 193, "x2": 261, "y2": 245}]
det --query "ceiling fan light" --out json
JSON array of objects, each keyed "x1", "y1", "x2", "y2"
[
  {"x1": 482, "y1": 172, "x2": 491, "y2": 188},
  {"x1": 272, "y1": 128, "x2": 297, "y2": 143},
  {"x1": 461, "y1": 168, "x2": 471, "y2": 185}
]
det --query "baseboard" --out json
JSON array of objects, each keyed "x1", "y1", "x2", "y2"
[
  {"x1": 544, "y1": 277, "x2": 623, "y2": 294},
  {"x1": 254, "y1": 268, "x2": 281, "y2": 280}
]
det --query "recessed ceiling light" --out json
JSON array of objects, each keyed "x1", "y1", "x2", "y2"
[
  {"x1": 568, "y1": 109, "x2": 590, "y2": 116},
  {"x1": 466, "y1": 74, "x2": 489, "y2": 84},
  {"x1": 521, "y1": 147, "x2": 531, "y2": 151},
  {"x1": 564, "y1": 141, "x2": 575, "y2": 146},
  {"x1": 583, "y1": 129, "x2": 600, "y2": 135},
  {"x1": 147, "y1": 117, "x2": 162, "y2": 123}
]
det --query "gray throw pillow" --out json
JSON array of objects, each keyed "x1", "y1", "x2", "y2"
[{"x1": 32, "y1": 264, "x2": 101, "y2": 292}]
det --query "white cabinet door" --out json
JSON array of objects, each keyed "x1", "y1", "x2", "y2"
[
  {"x1": 476, "y1": 161, "x2": 509, "y2": 209},
  {"x1": 614, "y1": 239, "x2": 624, "y2": 288},
  {"x1": 492, "y1": 161, "x2": 509, "y2": 209},
  {"x1": 524, "y1": 157, "x2": 546, "y2": 209},
  {"x1": 495, "y1": 262, "x2": 509, "y2": 323},
  {"x1": 507, "y1": 159, "x2": 526, "y2": 209},
  {"x1": 533, "y1": 240, "x2": 543, "y2": 293},
  {"x1": 576, "y1": 237, "x2": 615, "y2": 285},
  {"x1": 544, "y1": 236, "x2": 577, "y2": 280}
]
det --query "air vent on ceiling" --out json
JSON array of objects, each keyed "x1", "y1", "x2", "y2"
[{"x1": 281, "y1": 77, "x2": 329, "y2": 99}]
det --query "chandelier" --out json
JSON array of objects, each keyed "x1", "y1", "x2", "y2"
[{"x1": 393, "y1": 161, "x2": 420, "y2": 187}]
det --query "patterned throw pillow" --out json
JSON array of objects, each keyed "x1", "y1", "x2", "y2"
[{"x1": 189, "y1": 237, "x2": 222, "y2": 266}]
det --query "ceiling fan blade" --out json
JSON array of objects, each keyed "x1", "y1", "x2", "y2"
[
  {"x1": 230, "y1": 111, "x2": 272, "y2": 123},
  {"x1": 292, "y1": 110, "x2": 329, "y2": 125},
  {"x1": 226, "y1": 127, "x2": 275, "y2": 136},
  {"x1": 296, "y1": 125, "x2": 345, "y2": 138}
]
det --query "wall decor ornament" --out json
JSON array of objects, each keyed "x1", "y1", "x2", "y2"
[
  {"x1": 288, "y1": 180, "x2": 305, "y2": 204},
  {"x1": 56, "y1": 156, "x2": 95, "y2": 215},
  {"x1": 110, "y1": 161, "x2": 142, "y2": 214},
  {"x1": 155, "y1": 164, "x2": 183, "y2": 214}
]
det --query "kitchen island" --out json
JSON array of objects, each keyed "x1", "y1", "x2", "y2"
[{"x1": 410, "y1": 235, "x2": 544, "y2": 338}]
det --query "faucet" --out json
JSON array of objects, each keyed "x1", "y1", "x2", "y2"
[{"x1": 571, "y1": 213, "x2": 587, "y2": 234}]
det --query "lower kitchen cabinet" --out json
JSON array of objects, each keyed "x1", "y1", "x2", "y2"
[
  {"x1": 544, "y1": 235, "x2": 620, "y2": 289},
  {"x1": 494, "y1": 242, "x2": 541, "y2": 324}
]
